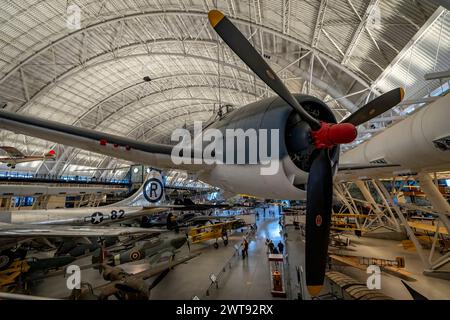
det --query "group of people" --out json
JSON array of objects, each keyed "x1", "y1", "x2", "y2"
[
  {"x1": 265, "y1": 238, "x2": 284, "y2": 255},
  {"x1": 240, "y1": 237, "x2": 285, "y2": 259}
]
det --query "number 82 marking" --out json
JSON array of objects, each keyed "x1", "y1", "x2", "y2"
[{"x1": 110, "y1": 209, "x2": 125, "y2": 220}]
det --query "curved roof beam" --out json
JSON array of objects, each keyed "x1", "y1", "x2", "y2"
[
  {"x1": 18, "y1": 41, "x2": 358, "y2": 117},
  {"x1": 141, "y1": 109, "x2": 215, "y2": 142},
  {"x1": 0, "y1": 10, "x2": 372, "y2": 90},
  {"x1": 127, "y1": 100, "x2": 219, "y2": 137},
  {"x1": 15, "y1": 39, "x2": 267, "y2": 113},
  {"x1": 129, "y1": 103, "x2": 218, "y2": 139},
  {"x1": 78, "y1": 77, "x2": 266, "y2": 131},
  {"x1": 74, "y1": 72, "x2": 267, "y2": 127}
]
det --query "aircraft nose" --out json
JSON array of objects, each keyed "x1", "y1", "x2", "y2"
[{"x1": 171, "y1": 236, "x2": 187, "y2": 249}]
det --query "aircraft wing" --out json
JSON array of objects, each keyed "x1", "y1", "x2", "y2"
[
  {"x1": 0, "y1": 109, "x2": 198, "y2": 171},
  {"x1": 0, "y1": 223, "x2": 162, "y2": 238},
  {"x1": 0, "y1": 146, "x2": 24, "y2": 158},
  {"x1": 172, "y1": 204, "x2": 230, "y2": 211},
  {"x1": 336, "y1": 163, "x2": 402, "y2": 182},
  {"x1": 145, "y1": 203, "x2": 230, "y2": 211}
]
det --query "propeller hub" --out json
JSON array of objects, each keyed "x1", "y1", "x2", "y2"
[{"x1": 312, "y1": 122, "x2": 357, "y2": 149}]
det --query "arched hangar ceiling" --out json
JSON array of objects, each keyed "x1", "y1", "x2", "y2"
[{"x1": 0, "y1": 0, "x2": 448, "y2": 177}]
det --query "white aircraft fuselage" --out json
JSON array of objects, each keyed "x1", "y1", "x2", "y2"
[
  {"x1": 339, "y1": 93, "x2": 450, "y2": 181},
  {"x1": 2, "y1": 206, "x2": 146, "y2": 226}
]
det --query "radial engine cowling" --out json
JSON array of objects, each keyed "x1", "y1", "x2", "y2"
[{"x1": 201, "y1": 94, "x2": 339, "y2": 200}]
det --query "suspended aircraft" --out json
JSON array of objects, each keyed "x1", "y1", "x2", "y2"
[
  {"x1": 0, "y1": 146, "x2": 56, "y2": 169},
  {"x1": 0, "y1": 10, "x2": 428, "y2": 295}
]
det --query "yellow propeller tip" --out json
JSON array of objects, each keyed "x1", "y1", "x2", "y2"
[
  {"x1": 208, "y1": 10, "x2": 225, "y2": 27},
  {"x1": 399, "y1": 87, "x2": 405, "y2": 101},
  {"x1": 307, "y1": 285, "x2": 322, "y2": 296}
]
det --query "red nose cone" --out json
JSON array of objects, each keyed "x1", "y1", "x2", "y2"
[
  {"x1": 328, "y1": 123, "x2": 357, "y2": 144},
  {"x1": 312, "y1": 122, "x2": 357, "y2": 148},
  {"x1": 48, "y1": 150, "x2": 56, "y2": 155}
]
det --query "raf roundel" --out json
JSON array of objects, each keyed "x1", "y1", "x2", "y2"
[
  {"x1": 143, "y1": 178, "x2": 164, "y2": 203},
  {"x1": 129, "y1": 251, "x2": 142, "y2": 261}
]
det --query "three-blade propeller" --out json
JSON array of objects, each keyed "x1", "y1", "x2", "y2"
[
  {"x1": 208, "y1": 9, "x2": 404, "y2": 296},
  {"x1": 208, "y1": 10, "x2": 320, "y2": 130},
  {"x1": 341, "y1": 87, "x2": 404, "y2": 126}
]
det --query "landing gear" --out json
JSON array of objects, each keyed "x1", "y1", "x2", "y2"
[
  {"x1": 221, "y1": 230, "x2": 229, "y2": 247},
  {"x1": 213, "y1": 242, "x2": 219, "y2": 249}
]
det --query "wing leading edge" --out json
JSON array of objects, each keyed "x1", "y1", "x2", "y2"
[
  {"x1": 0, "y1": 222, "x2": 160, "y2": 238},
  {"x1": 0, "y1": 109, "x2": 198, "y2": 170},
  {"x1": 0, "y1": 146, "x2": 24, "y2": 158},
  {"x1": 336, "y1": 163, "x2": 402, "y2": 182}
]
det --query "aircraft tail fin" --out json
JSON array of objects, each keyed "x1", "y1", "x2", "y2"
[
  {"x1": 107, "y1": 171, "x2": 165, "y2": 207},
  {"x1": 92, "y1": 246, "x2": 107, "y2": 273}
]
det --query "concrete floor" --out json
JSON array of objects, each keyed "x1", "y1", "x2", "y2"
[
  {"x1": 150, "y1": 209, "x2": 285, "y2": 300},
  {"x1": 30, "y1": 208, "x2": 286, "y2": 300},
  {"x1": 328, "y1": 234, "x2": 450, "y2": 300}
]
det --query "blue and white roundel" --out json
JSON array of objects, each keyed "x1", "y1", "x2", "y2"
[{"x1": 143, "y1": 177, "x2": 164, "y2": 203}]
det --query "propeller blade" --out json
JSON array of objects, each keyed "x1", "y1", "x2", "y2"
[
  {"x1": 208, "y1": 10, "x2": 320, "y2": 130},
  {"x1": 341, "y1": 88, "x2": 404, "y2": 126},
  {"x1": 401, "y1": 280, "x2": 428, "y2": 300},
  {"x1": 149, "y1": 268, "x2": 171, "y2": 290},
  {"x1": 305, "y1": 149, "x2": 333, "y2": 296}
]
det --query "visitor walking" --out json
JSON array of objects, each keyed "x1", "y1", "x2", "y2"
[{"x1": 277, "y1": 241, "x2": 284, "y2": 254}]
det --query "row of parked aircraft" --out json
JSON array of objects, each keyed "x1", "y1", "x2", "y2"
[
  {"x1": 0, "y1": 170, "x2": 253, "y2": 295},
  {"x1": 0, "y1": 10, "x2": 448, "y2": 296}
]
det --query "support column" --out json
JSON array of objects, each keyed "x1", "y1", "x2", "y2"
[
  {"x1": 355, "y1": 180, "x2": 402, "y2": 237},
  {"x1": 417, "y1": 172, "x2": 450, "y2": 234},
  {"x1": 374, "y1": 179, "x2": 430, "y2": 269},
  {"x1": 333, "y1": 184, "x2": 356, "y2": 215},
  {"x1": 371, "y1": 180, "x2": 401, "y2": 232},
  {"x1": 355, "y1": 180, "x2": 384, "y2": 215},
  {"x1": 355, "y1": 180, "x2": 390, "y2": 227}
]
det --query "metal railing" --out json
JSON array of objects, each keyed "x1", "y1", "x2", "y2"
[{"x1": 200, "y1": 227, "x2": 256, "y2": 299}]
